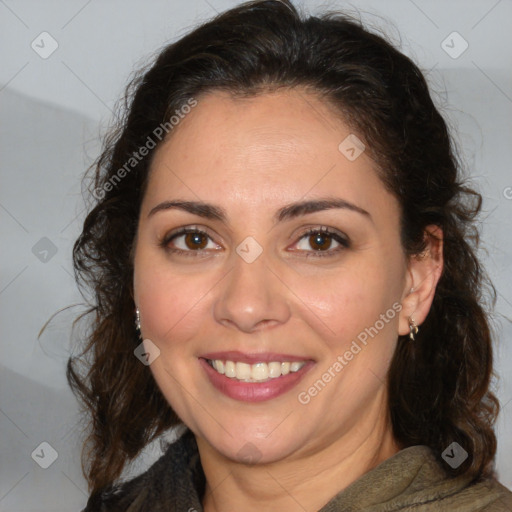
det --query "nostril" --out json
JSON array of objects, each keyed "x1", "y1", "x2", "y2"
[{"x1": 212, "y1": 264, "x2": 292, "y2": 332}]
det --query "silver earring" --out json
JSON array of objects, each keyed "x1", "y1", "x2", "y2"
[
  {"x1": 135, "y1": 308, "x2": 141, "y2": 335},
  {"x1": 409, "y1": 317, "x2": 419, "y2": 341}
]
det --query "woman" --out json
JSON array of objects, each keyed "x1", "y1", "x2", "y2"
[{"x1": 70, "y1": 1, "x2": 512, "y2": 510}]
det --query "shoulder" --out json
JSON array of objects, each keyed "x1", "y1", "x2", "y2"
[
  {"x1": 81, "y1": 430, "x2": 204, "y2": 512},
  {"x1": 81, "y1": 478, "x2": 149, "y2": 512},
  {"x1": 400, "y1": 449, "x2": 512, "y2": 511},
  {"x1": 81, "y1": 455, "x2": 166, "y2": 512},
  {"x1": 416, "y1": 447, "x2": 512, "y2": 511},
  {"x1": 399, "y1": 447, "x2": 512, "y2": 511},
  {"x1": 413, "y1": 447, "x2": 512, "y2": 511},
  {"x1": 321, "y1": 445, "x2": 512, "y2": 512},
  {"x1": 454, "y1": 479, "x2": 512, "y2": 511}
]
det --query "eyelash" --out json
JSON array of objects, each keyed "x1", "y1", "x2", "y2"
[
  {"x1": 160, "y1": 226, "x2": 350, "y2": 258},
  {"x1": 294, "y1": 227, "x2": 350, "y2": 258},
  {"x1": 160, "y1": 226, "x2": 217, "y2": 257}
]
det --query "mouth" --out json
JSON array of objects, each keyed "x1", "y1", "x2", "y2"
[
  {"x1": 199, "y1": 352, "x2": 314, "y2": 402},
  {"x1": 205, "y1": 358, "x2": 306, "y2": 382}
]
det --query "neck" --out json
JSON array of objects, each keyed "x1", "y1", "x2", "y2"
[{"x1": 198, "y1": 399, "x2": 400, "y2": 512}]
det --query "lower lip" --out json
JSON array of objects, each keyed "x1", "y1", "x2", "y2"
[{"x1": 200, "y1": 359, "x2": 314, "y2": 402}]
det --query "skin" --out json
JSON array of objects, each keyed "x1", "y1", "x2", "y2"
[{"x1": 133, "y1": 89, "x2": 443, "y2": 512}]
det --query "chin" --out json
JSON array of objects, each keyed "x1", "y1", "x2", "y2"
[{"x1": 194, "y1": 417, "x2": 311, "y2": 465}]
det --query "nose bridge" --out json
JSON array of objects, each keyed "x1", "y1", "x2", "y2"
[{"x1": 213, "y1": 248, "x2": 290, "y2": 332}]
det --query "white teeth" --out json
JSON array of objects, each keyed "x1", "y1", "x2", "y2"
[
  {"x1": 290, "y1": 362, "x2": 303, "y2": 372},
  {"x1": 208, "y1": 359, "x2": 306, "y2": 381},
  {"x1": 225, "y1": 361, "x2": 236, "y2": 378},
  {"x1": 268, "y1": 362, "x2": 281, "y2": 378},
  {"x1": 213, "y1": 360, "x2": 225, "y2": 374},
  {"x1": 251, "y1": 363, "x2": 269, "y2": 381},
  {"x1": 236, "y1": 362, "x2": 251, "y2": 380}
]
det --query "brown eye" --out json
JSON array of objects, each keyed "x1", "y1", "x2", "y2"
[
  {"x1": 308, "y1": 232, "x2": 333, "y2": 251},
  {"x1": 163, "y1": 228, "x2": 220, "y2": 254},
  {"x1": 184, "y1": 232, "x2": 208, "y2": 250},
  {"x1": 292, "y1": 228, "x2": 350, "y2": 256}
]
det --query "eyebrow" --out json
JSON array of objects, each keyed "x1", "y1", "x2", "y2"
[
  {"x1": 276, "y1": 198, "x2": 371, "y2": 222},
  {"x1": 147, "y1": 198, "x2": 371, "y2": 223},
  {"x1": 148, "y1": 200, "x2": 227, "y2": 220}
]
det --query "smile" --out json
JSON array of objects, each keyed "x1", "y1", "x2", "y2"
[
  {"x1": 206, "y1": 359, "x2": 307, "y2": 382},
  {"x1": 199, "y1": 352, "x2": 314, "y2": 402}
]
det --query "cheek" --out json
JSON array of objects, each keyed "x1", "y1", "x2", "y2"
[
  {"x1": 134, "y1": 256, "x2": 215, "y2": 346},
  {"x1": 291, "y1": 261, "x2": 401, "y2": 343}
]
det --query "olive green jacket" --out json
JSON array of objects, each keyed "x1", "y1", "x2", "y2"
[{"x1": 83, "y1": 430, "x2": 512, "y2": 511}]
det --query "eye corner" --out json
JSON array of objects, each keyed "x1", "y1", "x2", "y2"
[
  {"x1": 159, "y1": 225, "x2": 223, "y2": 256},
  {"x1": 288, "y1": 226, "x2": 351, "y2": 257}
]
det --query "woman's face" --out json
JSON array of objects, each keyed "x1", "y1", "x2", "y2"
[{"x1": 133, "y1": 89, "x2": 411, "y2": 464}]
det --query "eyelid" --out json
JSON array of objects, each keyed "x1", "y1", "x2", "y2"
[
  {"x1": 160, "y1": 225, "x2": 223, "y2": 251},
  {"x1": 288, "y1": 226, "x2": 350, "y2": 255},
  {"x1": 159, "y1": 224, "x2": 350, "y2": 258}
]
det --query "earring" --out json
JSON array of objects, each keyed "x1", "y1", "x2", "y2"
[
  {"x1": 408, "y1": 317, "x2": 419, "y2": 341},
  {"x1": 135, "y1": 308, "x2": 141, "y2": 337}
]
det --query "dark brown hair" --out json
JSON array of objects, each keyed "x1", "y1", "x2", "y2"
[{"x1": 69, "y1": 0, "x2": 499, "y2": 495}]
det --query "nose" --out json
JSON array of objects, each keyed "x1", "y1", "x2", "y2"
[{"x1": 213, "y1": 252, "x2": 291, "y2": 333}]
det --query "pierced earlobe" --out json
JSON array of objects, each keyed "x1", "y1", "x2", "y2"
[
  {"x1": 408, "y1": 317, "x2": 419, "y2": 341},
  {"x1": 135, "y1": 308, "x2": 142, "y2": 338}
]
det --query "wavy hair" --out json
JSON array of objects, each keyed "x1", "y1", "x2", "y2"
[{"x1": 69, "y1": 0, "x2": 499, "y2": 495}]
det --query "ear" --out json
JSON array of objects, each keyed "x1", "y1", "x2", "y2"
[{"x1": 398, "y1": 225, "x2": 443, "y2": 337}]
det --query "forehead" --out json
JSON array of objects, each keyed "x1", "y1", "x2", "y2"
[{"x1": 142, "y1": 89, "x2": 396, "y2": 220}]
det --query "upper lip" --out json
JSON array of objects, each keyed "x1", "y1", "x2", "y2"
[{"x1": 200, "y1": 351, "x2": 313, "y2": 364}]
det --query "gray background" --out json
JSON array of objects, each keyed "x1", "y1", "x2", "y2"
[{"x1": 1, "y1": 0, "x2": 511, "y2": 509}]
